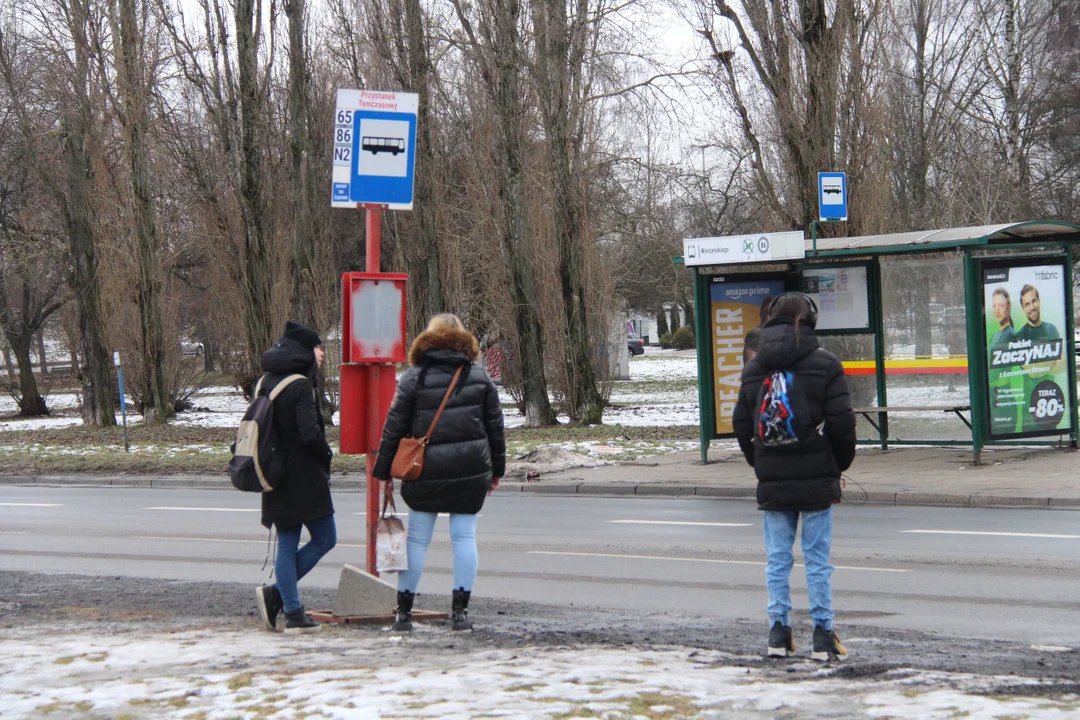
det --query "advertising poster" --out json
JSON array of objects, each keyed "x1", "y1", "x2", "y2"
[
  {"x1": 982, "y1": 262, "x2": 1073, "y2": 439},
  {"x1": 711, "y1": 278, "x2": 785, "y2": 435},
  {"x1": 800, "y1": 266, "x2": 870, "y2": 331}
]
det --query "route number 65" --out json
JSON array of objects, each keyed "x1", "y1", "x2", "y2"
[{"x1": 336, "y1": 110, "x2": 353, "y2": 125}]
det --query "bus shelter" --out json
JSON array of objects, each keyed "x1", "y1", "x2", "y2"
[{"x1": 682, "y1": 220, "x2": 1080, "y2": 465}]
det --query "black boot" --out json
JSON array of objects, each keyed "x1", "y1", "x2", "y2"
[
  {"x1": 393, "y1": 590, "x2": 414, "y2": 632},
  {"x1": 282, "y1": 607, "x2": 320, "y2": 634},
  {"x1": 451, "y1": 588, "x2": 473, "y2": 631}
]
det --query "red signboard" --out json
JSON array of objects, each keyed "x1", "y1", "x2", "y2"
[{"x1": 341, "y1": 272, "x2": 408, "y2": 364}]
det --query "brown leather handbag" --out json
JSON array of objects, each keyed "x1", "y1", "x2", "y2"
[{"x1": 390, "y1": 366, "x2": 463, "y2": 481}]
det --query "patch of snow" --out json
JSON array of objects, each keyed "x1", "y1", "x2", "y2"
[
  {"x1": 0, "y1": 627, "x2": 1076, "y2": 719},
  {"x1": 630, "y1": 356, "x2": 699, "y2": 382}
]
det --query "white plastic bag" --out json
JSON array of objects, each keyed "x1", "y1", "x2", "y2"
[{"x1": 376, "y1": 492, "x2": 408, "y2": 573}]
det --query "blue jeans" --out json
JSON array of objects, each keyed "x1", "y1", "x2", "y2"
[
  {"x1": 397, "y1": 511, "x2": 478, "y2": 594},
  {"x1": 762, "y1": 508, "x2": 834, "y2": 631},
  {"x1": 273, "y1": 514, "x2": 337, "y2": 614}
]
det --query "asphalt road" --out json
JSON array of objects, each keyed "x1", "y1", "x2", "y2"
[{"x1": 3, "y1": 485, "x2": 1080, "y2": 644}]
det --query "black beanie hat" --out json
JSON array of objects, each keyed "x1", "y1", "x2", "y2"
[{"x1": 283, "y1": 320, "x2": 322, "y2": 351}]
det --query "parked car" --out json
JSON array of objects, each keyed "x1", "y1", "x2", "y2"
[
  {"x1": 180, "y1": 341, "x2": 204, "y2": 357},
  {"x1": 628, "y1": 333, "x2": 645, "y2": 357}
]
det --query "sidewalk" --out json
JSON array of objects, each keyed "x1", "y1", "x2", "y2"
[
  {"x1": 516, "y1": 443, "x2": 1080, "y2": 508},
  {"x1": 2, "y1": 444, "x2": 1078, "y2": 508}
]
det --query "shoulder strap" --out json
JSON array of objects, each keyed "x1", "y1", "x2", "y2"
[
  {"x1": 423, "y1": 366, "x2": 464, "y2": 441},
  {"x1": 254, "y1": 376, "x2": 265, "y2": 398},
  {"x1": 267, "y1": 374, "x2": 307, "y2": 402}
]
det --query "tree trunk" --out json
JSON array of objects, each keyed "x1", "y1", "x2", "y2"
[
  {"x1": 532, "y1": 0, "x2": 603, "y2": 424},
  {"x1": 286, "y1": 0, "x2": 317, "y2": 330},
  {"x1": 10, "y1": 334, "x2": 46, "y2": 416},
  {"x1": 114, "y1": 0, "x2": 169, "y2": 422},
  {"x1": 36, "y1": 331, "x2": 47, "y2": 376},
  {"x1": 64, "y1": 0, "x2": 116, "y2": 426},
  {"x1": 404, "y1": 0, "x2": 445, "y2": 326},
  {"x1": 2, "y1": 344, "x2": 13, "y2": 378},
  {"x1": 914, "y1": 273, "x2": 933, "y2": 357},
  {"x1": 494, "y1": 0, "x2": 556, "y2": 426},
  {"x1": 1003, "y1": 0, "x2": 1025, "y2": 219},
  {"x1": 656, "y1": 305, "x2": 669, "y2": 338},
  {"x1": 236, "y1": 0, "x2": 275, "y2": 389}
]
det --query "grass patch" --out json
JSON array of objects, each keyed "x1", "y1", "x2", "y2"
[
  {"x1": 552, "y1": 708, "x2": 600, "y2": 719},
  {"x1": 35, "y1": 701, "x2": 93, "y2": 715},
  {"x1": 228, "y1": 673, "x2": 255, "y2": 690},
  {"x1": 0, "y1": 423, "x2": 364, "y2": 475},
  {"x1": 627, "y1": 691, "x2": 701, "y2": 719},
  {"x1": 505, "y1": 683, "x2": 543, "y2": 692}
]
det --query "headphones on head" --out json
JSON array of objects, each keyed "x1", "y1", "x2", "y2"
[{"x1": 772, "y1": 291, "x2": 819, "y2": 328}]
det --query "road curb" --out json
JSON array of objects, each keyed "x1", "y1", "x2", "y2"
[{"x1": 1, "y1": 475, "x2": 1078, "y2": 509}]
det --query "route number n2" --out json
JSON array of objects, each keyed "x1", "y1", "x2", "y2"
[
  {"x1": 334, "y1": 147, "x2": 351, "y2": 163},
  {"x1": 336, "y1": 110, "x2": 353, "y2": 125}
]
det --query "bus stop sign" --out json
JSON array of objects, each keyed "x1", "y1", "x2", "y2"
[{"x1": 332, "y1": 89, "x2": 418, "y2": 210}]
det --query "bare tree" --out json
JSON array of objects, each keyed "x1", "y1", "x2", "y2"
[
  {"x1": 696, "y1": 0, "x2": 857, "y2": 231},
  {"x1": 0, "y1": 0, "x2": 118, "y2": 424},
  {"x1": 451, "y1": 0, "x2": 558, "y2": 426},
  {"x1": 105, "y1": 0, "x2": 170, "y2": 421},
  {"x1": 158, "y1": 0, "x2": 278, "y2": 391}
]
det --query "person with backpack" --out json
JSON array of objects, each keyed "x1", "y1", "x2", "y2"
[
  {"x1": 732, "y1": 293, "x2": 856, "y2": 662},
  {"x1": 253, "y1": 321, "x2": 336, "y2": 634},
  {"x1": 370, "y1": 313, "x2": 506, "y2": 632}
]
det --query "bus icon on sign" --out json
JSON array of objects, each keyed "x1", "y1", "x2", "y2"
[{"x1": 362, "y1": 136, "x2": 406, "y2": 156}]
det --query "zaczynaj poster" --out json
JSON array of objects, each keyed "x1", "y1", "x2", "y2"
[{"x1": 983, "y1": 262, "x2": 1073, "y2": 439}]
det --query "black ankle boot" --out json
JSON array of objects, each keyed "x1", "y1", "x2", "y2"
[
  {"x1": 451, "y1": 588, "x2": 472, "y2": 631},
  {"x1": 393, "y1": 590, "x2": 414, "y2": 632}
]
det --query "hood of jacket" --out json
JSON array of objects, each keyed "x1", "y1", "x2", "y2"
[
  {"x1": 408, "y1": 325, "x2": 481, "y2": 366},
  {"x1": 261, "y1": 337, "x2": 316, "y2": 377},
  {"x1": 755, "y1": 318, "x2": 820, "y2": 371}
]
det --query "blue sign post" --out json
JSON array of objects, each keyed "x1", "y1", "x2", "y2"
[
  {"x1": 818, "y1": 171, "x2": 848, "y2": 222},
  {"x1": 331, "y1": 90, "x2": 418, "y2": 210},
  {"x1": 113, "y1": 352, "x2": 130, "y2": 453}
]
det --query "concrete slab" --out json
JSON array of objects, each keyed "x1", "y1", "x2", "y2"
[
  {"x1": 694, "y1": 487, "x2": 754, "y2": 498},
  {"x1": 970, "y1": 495, "x2": 1050, "y2": 508},
  {"x1": 577, "y1": 484, "x2": 637, "y2": 496},
  {"x1": 519, "y1": 483, "x2": 581, "y2": 494},
  {"x1": 635, "y1": 485, "x2": 695, "y2": 496},
  {"x1": 895, "y1": 493, "x2": 971, "y2": 507},
  {"x1": 332, "y1": 564, "x2": 397, "y2": 618}
]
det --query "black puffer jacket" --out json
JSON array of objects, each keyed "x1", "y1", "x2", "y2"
[
  {"x1": 372, "y1": 326, "x2": 506, "y2": 515},
  {"x1": 259, "y1": 337, "x2": 334, "y2": 530},
  {"x1": 732, "y1": 318, "x2": 856, "y2": 511}
]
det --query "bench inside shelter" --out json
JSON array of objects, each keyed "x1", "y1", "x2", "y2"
[{"x1": 851, "y1": 405, "x2": 972, "y2": 435}]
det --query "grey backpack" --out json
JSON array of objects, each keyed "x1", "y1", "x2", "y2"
[{"x1": 228, "y1": 374, "x2": 306, "y2": 492}]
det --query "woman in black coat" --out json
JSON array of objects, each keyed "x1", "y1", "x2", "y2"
[
  {"x1": 254, "y1": 321, "x2": 336, "y2": 635},
  {"x1": 732, "y1": 293, "x2": 856, "y2": 662},
  {"x1": 371, "y1": 314, "x2": 506, "y2": 632}
]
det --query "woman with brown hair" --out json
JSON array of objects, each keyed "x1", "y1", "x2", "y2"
[{"x1": 371, "y1": 314, "x2": 506, "y2": 632}]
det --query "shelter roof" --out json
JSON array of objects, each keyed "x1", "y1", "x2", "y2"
[{"x1": 809, "y1": 220, "x2": 1080, "y2": 255}]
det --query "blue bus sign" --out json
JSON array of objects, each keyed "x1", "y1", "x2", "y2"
[
  {"x1": 817, "y1": 171, "x2": 847, "y2": 222},
  {"x1": 332, "y1": 89, "x2": 418, "y2": 210}
]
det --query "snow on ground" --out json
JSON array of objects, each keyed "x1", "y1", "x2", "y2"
[
  {"x1": 0, "y1": 392, "x2": 81, "y2": 414},
  {"x1": 628, "y1": 353, "x2": 699, "y2": 381},
  {"x1": 0, "y1": 353, "x2": 994, "y2": 433},
  {"x1": 1, "y1": 625, "x2": 1076, "y2": 719}
]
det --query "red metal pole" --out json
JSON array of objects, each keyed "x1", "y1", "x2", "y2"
[
  {"x1": 365, "y1": 207, "x2": 381, "y2": 575},
  {"x1": 366, "y1": 207, "x2": 381, "y2": 273}
]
